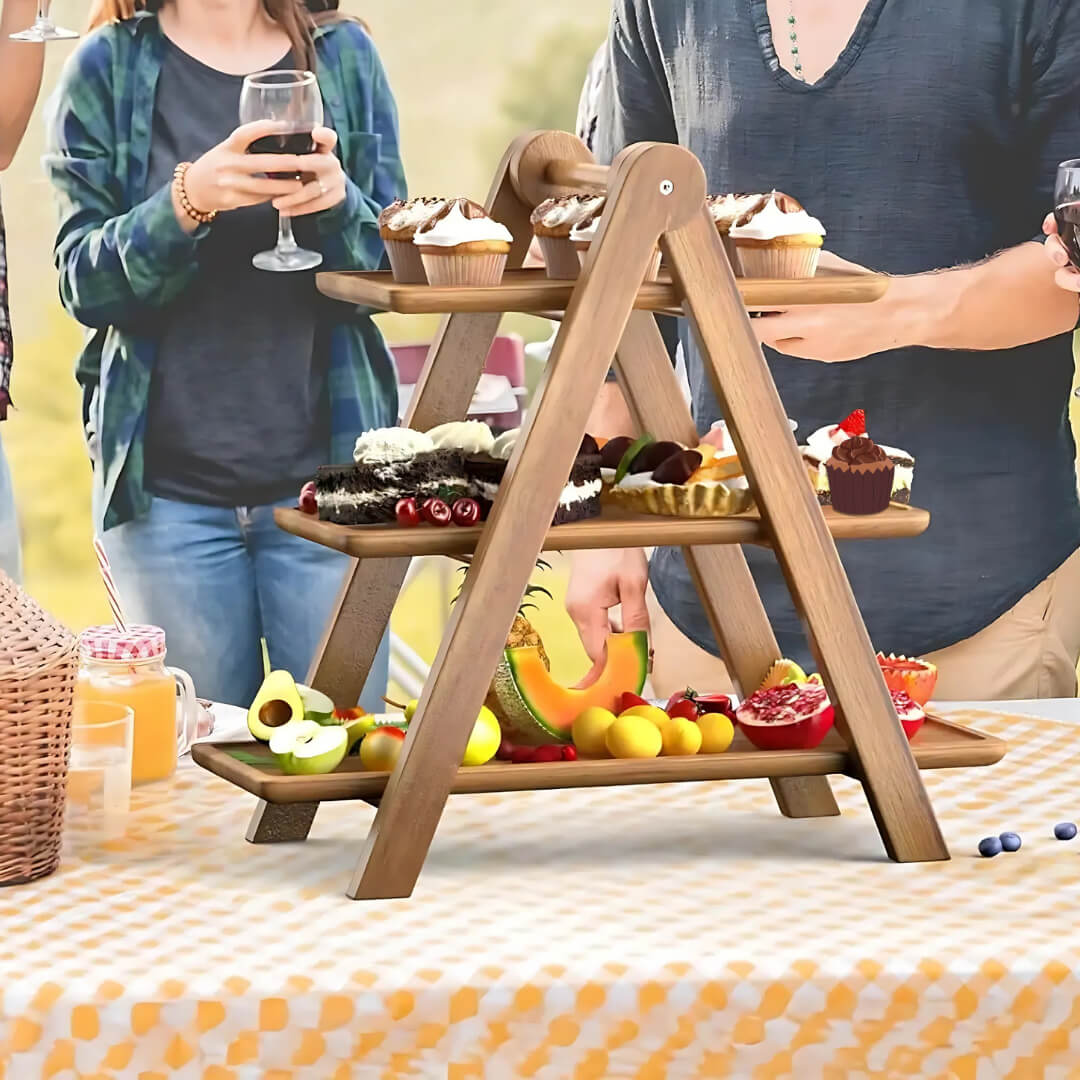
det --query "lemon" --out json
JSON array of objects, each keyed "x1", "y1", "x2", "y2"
[
  {"x1": 605, "y1": 715, "x2": 662, "y2": 759},
  {"x1": 462, "y1": 706, "x2": 500, "y2": 766},
  {"x1": 619, "y1": 704, "x2": 671, "y2": 729},
  {"x1": 572, "y1": 707, "x2": 617, "y2": 756},
  {"x1": 697, "y1": 712, "x2": 735, "y2": 754},
  {"x1": 660, "y1": 717, "x2": 702, "y2": 756}
]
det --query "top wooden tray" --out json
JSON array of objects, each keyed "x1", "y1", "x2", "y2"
[{"x1": 315, "y1": 267, "x2": 888, "y2": 315}]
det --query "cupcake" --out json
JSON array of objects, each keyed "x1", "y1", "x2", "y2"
[
  {"x1": 729, "y1": 192, "x2": 825, "y2": 278},
  {"x1": 530, "y1": 194, "x2": 605, "y2": 279},
  {"x1": 569, "y1": 200, "x2": 661, "y2": 281},
  {"x1": 705, "y1": 193, "x2": 764, "y2": 276},
  {"x1": 414, "y1": 198, "x2": 514, "y2": 287},
  {"x1": 825, "y1": 436, "x2": 895, "y2": 515},
  {"x1": 378, "y1": 197, "x2": 447, "y2": 283}
]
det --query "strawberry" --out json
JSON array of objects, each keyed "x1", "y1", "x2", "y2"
[
  {"x1": 618, "y1": 691, "x2": 650, "y2": 713},
  {"x1": 836, "y1": 409, "x2": 866, "y2": 437}
]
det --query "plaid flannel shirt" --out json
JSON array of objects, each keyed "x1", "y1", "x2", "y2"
[
  {"x1": 0, "y1": 196, "x2": 11, "y2": 420},
  {"x1": 44, "y1": 12, "x2": 407, "y2": 531}
]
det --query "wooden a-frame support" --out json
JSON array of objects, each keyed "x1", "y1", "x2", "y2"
[{"x1": 246, "y1": 131, "x2": 948, "y2": 898}]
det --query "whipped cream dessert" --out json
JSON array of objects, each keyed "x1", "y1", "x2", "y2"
[
  {"x1": 706, "y1": 193, "x2": 766, "y2": 232},
  {"x1": 378, "y1": 197, "x2": 448, "y2": 238},
  {"x1": 569, "y1": 200, "x2": 606, "y2": 246},
  {"x1": 413, "y1": 198, "x2": 513, "y2": 249},
  {"x1": 426, "y1": 420, "x2": 496, "y2": 456},
  {"x1": 531, "y1": 194, "x2": 605, "y2": 236},
  {"x1": 353, "y1": 427, "x2": 435, "y2": 465},
  {"x1": 490, "y1": 428, "x2": 519, "y2": 460},
  {"x1": 729, "y1": 192, "x2": 825, "y2": 241}
]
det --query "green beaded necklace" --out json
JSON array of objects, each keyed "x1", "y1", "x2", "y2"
[{"x1": 786, "y1": 1, "x2": 804, "y2": 80}]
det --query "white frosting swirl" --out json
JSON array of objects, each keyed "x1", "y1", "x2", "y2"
[
  {"x1": 569, "y1": 203, "x2": 606, "y2": 244},
  {"x1": 413, "y1": 201, "x2": 513, "y2": 248},
  {"x1": 490, "y1": 429, "x2": 519, "y2": 460},
  {"x1": 707, "y1": 193, "x2": 765, "y2": 229},
  {"x1": 803, "y1": 421, "x2": 865, "y2": 464},
  {"x1": 353, "y1": 427, "x2": 434, "y2": 464},
  {"x1": 426, "y1": 420, "x2": 495, "y2": 455},
  {"x1": 534, "y1": 195, "x2": 604, "y2": 231},
  {"x1": 730, "y1": 193, "x2": 826, "y2": 241}
]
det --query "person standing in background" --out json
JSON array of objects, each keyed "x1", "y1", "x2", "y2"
[
  {"x1": 0, "y1": 0, "x2": 45, "y2": 582},
  {"x1": 45, "y1": 0, "x2": 405, "y2": 709}
]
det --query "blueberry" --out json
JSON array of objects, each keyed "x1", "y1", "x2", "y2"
[
  {"x1": 999, "y1": 832, "x2": 1022, "y2": 852},
  {"x1": 1054, "y1": 822, "x2": 1078, "y2": 841},
  {"x1": 978, "y1": 836, "x2": 1003, "y2": 858}
]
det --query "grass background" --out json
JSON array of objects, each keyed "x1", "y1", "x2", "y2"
[{"x1": 3, "y1": 0, "x2": 1078, "y2": 695}]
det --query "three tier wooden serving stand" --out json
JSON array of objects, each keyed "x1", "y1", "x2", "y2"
[{"x1": 193, "y1": 132, "x2": 1005, "y2": 900}]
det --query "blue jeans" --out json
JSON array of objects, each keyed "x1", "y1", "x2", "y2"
[
  {"x1": 101, "y1": 496, "x2": 389, "y2": 710},
  {"x1": 0, "y1": 432, "x2": 20, "y2": 583}
]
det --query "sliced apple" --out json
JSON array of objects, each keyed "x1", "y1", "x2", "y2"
[
  {"x1": 270, "y1": 719, "x2": 348, "y2": 775},
  {"x1": 296, "y1": 684, "x2": 336, "y2": 725}
]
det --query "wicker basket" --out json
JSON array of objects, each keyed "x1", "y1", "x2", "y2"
[{"x1": 0, "y1": 572, "x2": 77, "y2": 886}]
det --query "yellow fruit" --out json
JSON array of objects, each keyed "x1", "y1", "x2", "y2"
[
  {"x1": 462, "y1": 706, "x2": 501, "y2": 766},
  {"x1": 359, "y1": 726, "x2": 406, "y2": 771},
  {"x1": 660, "y1": 717, "x2": 702, "y2": 756},
  {"x1": 572, "y1": 707, "x2": 617, "y2": 756},
  {"x1": 403, "y1": 699, "x2": 419, "y2": 721},
  {"x1": 605, "y1": 715, "x2": 662, "y2": 759},
  {"x1": 620, "y1": 704, "x2": 671, "y2": 729},
  {"x1": 697, "y1": 712, "x2": 735, "y2": 754}
]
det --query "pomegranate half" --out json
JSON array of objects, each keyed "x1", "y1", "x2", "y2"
[
  {"x1": 891, "y1": 689, "x2": 925, "y2": 740},
  {"x1": 735, "y1": 682, "x2": 835, "y2": 751},
  {"x1": 876, "y1": 653, "x2": 937, "y2": 707}
]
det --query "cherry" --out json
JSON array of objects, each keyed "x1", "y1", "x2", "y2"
[
  {"x1": 420, "y1": 497, "x2": 452, "y2": 526},
  {"x1": 496, "y1": 737, "x2": 515, "y2": 761},
  {"x1": 511, "y1": 746, "x2": 537, "y2": 764},
  {"x1": 532, "y1": 745, "x2": 563, "y2": 763},
  {"x1": 299, "y1": 481, "x2": 318, "y2": 516},
  {"x1": 561, "y1": 745, "x2": 578, "y2": 761},
  {"x1": 395, "y1": 497, "x2": 421, "y2": 527},
  {"x1": 451, "y1": 497, "x2": 481, "y2": 527}
]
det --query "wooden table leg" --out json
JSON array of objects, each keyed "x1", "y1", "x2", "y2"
[
  {"x1": 246, "y1": 801, "x2": 320, "y2": 844},
  {"x1": 614, "y1": 311, "x2": 839, "y2": 819},
  {"x1": 665, "y1": 211, "x2": 947, "y2": 862}
]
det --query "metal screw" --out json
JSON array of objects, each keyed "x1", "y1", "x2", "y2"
[{"x1": 659, "y1": 180, "x2": 674, "y2": 195}]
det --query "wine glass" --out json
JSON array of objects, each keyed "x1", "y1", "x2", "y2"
[
  {"x1": 9, "y1": 0, "x2": 79, "y2": 40},
  {"x1": 239, "y1": 69, "x2": 323, "y2": 272},
  {"x1": 1054, "y1": 160, "x2": 1080, "y2": 269}
]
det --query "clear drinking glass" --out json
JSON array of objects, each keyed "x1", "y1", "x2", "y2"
[
  {"x1": 1054, "y1": 160, "x2": 1080, "y2": 269},
  {"x1": 65, "y1": 702, "x2": 134, "y2": 847},
  {"x1": 239, "y1": 69, "x2": 323, "y2": 272},
  {"x1": 9, "y1": 0, "x2": 79, "y2": 41}
]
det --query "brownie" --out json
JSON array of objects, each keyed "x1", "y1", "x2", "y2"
[{"x1": 464, "y1": 452, "x2": 602, "y2": 525}]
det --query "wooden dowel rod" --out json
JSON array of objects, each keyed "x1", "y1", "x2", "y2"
[{"x1": 544, "y1": 159, "x2": 611, "y2": 191}]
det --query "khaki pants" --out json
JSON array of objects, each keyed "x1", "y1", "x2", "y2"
[{"x1": 646, "y1": 548, "x2": 1080, "y2": 702}]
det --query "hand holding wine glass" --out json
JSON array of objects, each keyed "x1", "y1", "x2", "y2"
[
  {"x1": 269, "y1": 126, "x2": 347, "y2": 218},
  {"x1": 174, "y1": 120, "x2": 306, "y2": 232},
  {"x1": 239, "y1": 69, "x2": 326, "y2": 272},
  {"x1": 9, "y1": 0, "x2": 77, "y2": 41},
  {"x1": 1046, "y1": 160, "x2": 1080, "y2": 293}
]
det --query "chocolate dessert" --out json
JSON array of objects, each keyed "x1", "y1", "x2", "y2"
[
  {"x1": 315, "y1": 450, "x2": 468, "y2": 525},
  {"x1": 825, "y1": 436, "x2": 895, "y2": 515}
]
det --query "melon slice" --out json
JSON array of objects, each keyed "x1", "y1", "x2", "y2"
[{"x1": 491, "y1": 630, "x2": 649, "y2": 745}]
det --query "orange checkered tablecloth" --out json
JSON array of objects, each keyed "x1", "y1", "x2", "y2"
[{"x1": 2, "y1": 708, "x2": 1080, "y2": 1079}]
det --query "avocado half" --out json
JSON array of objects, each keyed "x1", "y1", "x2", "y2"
[{"x1": 248, "y1": 670, "x2": 305, "y2": 742}]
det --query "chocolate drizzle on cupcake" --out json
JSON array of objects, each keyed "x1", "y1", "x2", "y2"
[
  {"x1": 831, "y1": 436, "x2": 888, "y2": 466},
  {"x1": 825, "y1": 436, "x2": 895, "y2": 515}
]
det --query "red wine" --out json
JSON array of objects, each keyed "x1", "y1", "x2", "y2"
[
  {"x1": 248, "y1": 129, "x2": 315, "y2": 180},
  {"x1": 1054, "y1": 201, "x2": 1080, "y2": 267}
]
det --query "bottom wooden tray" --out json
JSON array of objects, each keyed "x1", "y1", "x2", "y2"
[{"x1": 192, "y1": 716, "x2": 1005, "y2": 806}]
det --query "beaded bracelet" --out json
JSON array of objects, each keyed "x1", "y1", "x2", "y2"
[{"x1": 172, "y1": 162, "x2": 217, "y2": 226}]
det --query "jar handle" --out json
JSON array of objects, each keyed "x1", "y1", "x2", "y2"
[{"x1": 169, "y1": 666, "x2": 199, "y2": 757}]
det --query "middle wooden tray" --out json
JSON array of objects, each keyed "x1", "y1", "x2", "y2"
[{"x1": 192, "y1": 715, "x2": 1005, "y2": 806}]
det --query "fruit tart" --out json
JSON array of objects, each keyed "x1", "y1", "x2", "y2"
[{"x1": 604, "y1": 435, "x2": 753, "y2": 517}]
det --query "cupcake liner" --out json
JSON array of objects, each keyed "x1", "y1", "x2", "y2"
[
  {"x1": 576, "y1": 245, "x2": 662, "y2": 282},
  {"x1": 720, "y1": 233, "x2": 744, "y2": 277},
  {"x1": 825, "y1": 461, "x2": 894, "y2": 515},
  {"x1": 607, "y1": 482, "x2": 754, "y2": 517},
  {"x1": 385, "y1": 239, "x2": 428, "y2": 284},
  {"x1": 735, "y1": 244, "x2": 820, "y2": 279},
  {"x1": 537, "y1": 235, "x2": 581, "y2": 279},
  {"x1": 420, "y1": 251, "x2": 508, "y2": 287}
]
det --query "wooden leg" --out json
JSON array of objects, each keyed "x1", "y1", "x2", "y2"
[
  {"x1": 246, "y1": 800, "x2": 319, "y2": 844},
  {"x1": 346, "y1": 145, "x2": 696, "y2": 899},
  {"x1": 665, "y1": 211, "x2": 948, "y2": 862},
  {"x1": 614, "y1": 311, "x2": 839, "y2": 819}
]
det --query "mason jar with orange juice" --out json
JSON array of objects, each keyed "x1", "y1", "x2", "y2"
[{"x1": 75, "y1": 625, "x2": 199, "y2": 784}]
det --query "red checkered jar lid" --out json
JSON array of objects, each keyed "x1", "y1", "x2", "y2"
[{"x1": 79, "y1": 624, "x2": 166, "y2": 662}]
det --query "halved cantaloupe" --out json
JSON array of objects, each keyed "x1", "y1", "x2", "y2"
[{"x1": 492, "y1": 630, "x2": 649, "y2": 745}]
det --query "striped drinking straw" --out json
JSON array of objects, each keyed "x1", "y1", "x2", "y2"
[{"x1": 92, "y1": 537, "x2": 129, "y2": 633}]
